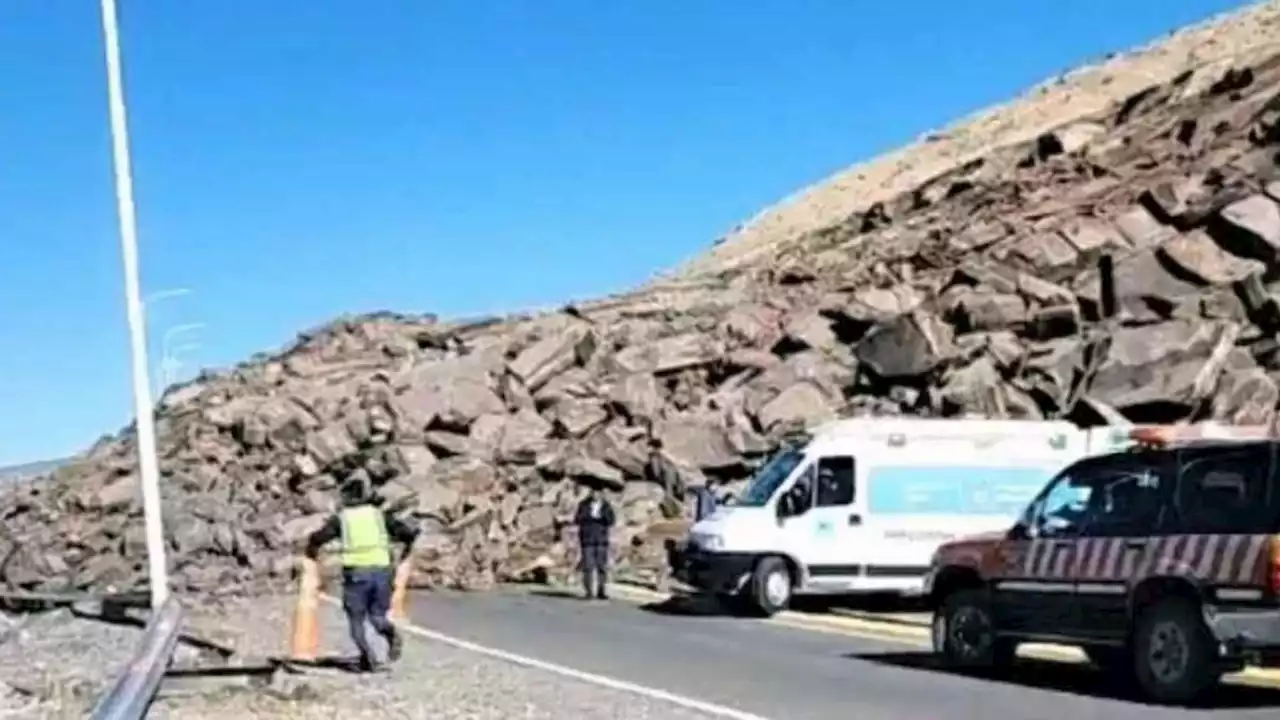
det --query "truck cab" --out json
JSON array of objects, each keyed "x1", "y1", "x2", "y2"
[{"x1": 672, "y1": 417, "x2": 1124, "y2": 616}]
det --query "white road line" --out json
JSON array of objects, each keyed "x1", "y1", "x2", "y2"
[{"x1": 319, "y1": 594, "x2": 771, "y2": 720}]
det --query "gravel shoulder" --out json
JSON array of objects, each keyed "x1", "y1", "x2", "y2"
[{"x1": 0, "y1": 606, "x2": 143, "y2": 718}]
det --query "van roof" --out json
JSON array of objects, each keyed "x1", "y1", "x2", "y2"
[
  {"x1": 808, "y1": 417, "x2": 1081, "y2": 440},
  {"x1": 801, "y1": 417, "x2": 1083, "y2": 456}
]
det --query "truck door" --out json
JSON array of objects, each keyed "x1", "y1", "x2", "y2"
[
  {"x1": 1070, "y1": 454, "x2": 1172, "y2": 643},
  {"x1": 991, "y1": 468, "x2": 1090, "y2": 635},
  {"x1": 798, "y1": 455, "x2": 863, "y2": 591}
]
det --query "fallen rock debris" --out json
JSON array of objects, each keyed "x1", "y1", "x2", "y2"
[{"x1": 5, "y1": 13, "x2": 1280, "y2": 598}]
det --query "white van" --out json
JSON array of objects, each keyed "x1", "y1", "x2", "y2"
[{"x1": 671, "y1": 417, "x2": 1131, "y2": 616}]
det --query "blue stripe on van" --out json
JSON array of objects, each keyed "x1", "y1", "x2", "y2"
[{"x1": 867, "y1": 465, "x2": 1057, "y2": 516}]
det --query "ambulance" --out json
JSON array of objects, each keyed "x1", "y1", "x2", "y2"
[{"x1": 670, "y1": 417, "x2": 1134, "y2": 616}]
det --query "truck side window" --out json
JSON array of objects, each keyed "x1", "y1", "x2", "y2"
[
  {"x1": 1077, "y1": 462, "x2": 1168, "y2": 537},
  {"x1": 1175, "y1": 445, "x2": 1273, "y2": 534},
  {"x1": 816, "y1": 456, "x2": 855, "y2": 507}
]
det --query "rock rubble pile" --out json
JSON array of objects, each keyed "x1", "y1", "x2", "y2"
[{"x1": 4, "y1": 22, "x2": 1280, "y2": 597}]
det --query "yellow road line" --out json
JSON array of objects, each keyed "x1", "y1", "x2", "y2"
[{"x1": 600, "y1": 584, "x2": 1280, "y2": 688}]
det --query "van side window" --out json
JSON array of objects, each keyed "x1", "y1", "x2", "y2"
[
  {"x1": 816, "y1": 456, "x2": 855, "y2": 507},
  {"x1": 1175, "y1": 445, "x2": 1274, "y2": 534}
]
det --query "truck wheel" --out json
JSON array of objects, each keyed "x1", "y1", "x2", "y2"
[
  {"x1": 932, "y1": 588, "x2": 1015, "y2": 672},
  {"x1": 747, "y1": 556, "x2": 792, "y2": 617},
  {"x1": 1132, "y1": 598, "x2": 1221, "y2": 704}
]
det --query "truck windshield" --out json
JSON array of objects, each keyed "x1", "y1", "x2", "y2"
[{"x1": 732, "y1": 448, "x2": 805, "y2": 507}]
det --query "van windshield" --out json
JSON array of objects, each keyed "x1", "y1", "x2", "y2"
[{"x1": 733, "y1": 448, "x2": 805, "y2": 507}]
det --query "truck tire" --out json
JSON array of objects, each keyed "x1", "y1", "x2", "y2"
[
  {"x1": 747, "y1": 556, "x2": 792, "y2": 617},
  {"x1": 1132, "y1": 597, "x2": 1221, "y2": 704},
  {"x1": 932, "y1": 588, "x2": 1015, "y2": 672}
]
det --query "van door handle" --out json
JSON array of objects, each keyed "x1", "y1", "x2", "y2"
[
  {"x1": 1124, "y1": 538, "x2": 1149, "y2": 550},
  {"x1": 848, "y1": 514, "x2": 862, "y2": 526}
]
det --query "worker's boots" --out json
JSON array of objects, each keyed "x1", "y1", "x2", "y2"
[{"x1": 387, "y1": 630, "x2": 403, "y2": 663}]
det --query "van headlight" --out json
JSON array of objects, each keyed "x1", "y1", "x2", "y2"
[{"x1": 691, "y1": 532, "x2": 724, "y2": 551}]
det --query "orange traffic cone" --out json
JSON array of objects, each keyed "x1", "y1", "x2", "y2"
[
  {"x1": 390, "y1": 560, "x2": 411, "y2": 621},
  {"x1": 290, "y1": 556, "x2": 321, "y2": 661}
]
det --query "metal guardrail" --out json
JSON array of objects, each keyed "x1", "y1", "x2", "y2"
[{"x1": 88, "y1": 595, "x2": 184, "y2": 720}]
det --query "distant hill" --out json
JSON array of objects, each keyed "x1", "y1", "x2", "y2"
[{"x1": 0, "y1": 458, "x2": 65, "y2": 482}]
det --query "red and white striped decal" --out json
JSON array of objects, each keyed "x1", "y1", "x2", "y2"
[{"x1": 1015, "y1": 534, "x2": 1272, "y2": 586}]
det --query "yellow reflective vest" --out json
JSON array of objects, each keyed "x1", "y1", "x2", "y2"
[{"x1": 339, "y1": 506, "x2": 392, "y2": 568}]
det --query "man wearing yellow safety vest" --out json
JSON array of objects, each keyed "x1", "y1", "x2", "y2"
[{"x1": 305, "y1": 477, "x2": 419, "y2": 673}]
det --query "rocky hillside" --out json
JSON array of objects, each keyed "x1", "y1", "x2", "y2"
[
  {"x1": 670, "y1": 1, "x2": 1280, "y2": 280},
  {"x1": 4, "y1": 11, "x2": 1280, "y2": 597}
]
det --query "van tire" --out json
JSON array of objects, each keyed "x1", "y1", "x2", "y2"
[
  {"x1": 933, "y1": 588, "x2": 1015, "y2": 673},
  {"x1": 747, "y1": 557, "x2": 792, "y2": 617},
  {"x1": 1132, "y1": 597, "x2": 1221, "y2": 704}
]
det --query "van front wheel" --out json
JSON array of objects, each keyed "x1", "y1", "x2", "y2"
[{"x1": 747, "y1": 557, "x2": 792, "y2": 617}]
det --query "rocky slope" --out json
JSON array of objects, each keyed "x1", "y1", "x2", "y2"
[
  {"x1": 4, "y1": 12, "x2": 1280, "y2": 597},
  {"x1": 669, "y1": 0, "x2": 1280, "y2": 280}
]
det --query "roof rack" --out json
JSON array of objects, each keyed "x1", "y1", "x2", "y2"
[{"x1": 1126, "y1": 423, "x2": 1278, "y2": 450}]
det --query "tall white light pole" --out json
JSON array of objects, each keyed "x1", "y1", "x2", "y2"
[{"x1": 99, "y1": 0, "x2": 169, "y2": 609}]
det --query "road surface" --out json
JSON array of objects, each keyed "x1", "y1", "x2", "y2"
[{"x1": 406, "y1": 587, "x2": 1280, "y2": 720}]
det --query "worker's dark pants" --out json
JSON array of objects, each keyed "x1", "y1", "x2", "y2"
[
  {"x1": 580, "y1": 544, "x2": 609, "y2": 597},
  {"x1": 341, "y1": 567, "x2": 397, "y2": 665}
]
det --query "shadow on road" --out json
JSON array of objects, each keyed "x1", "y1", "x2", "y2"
[
  {"x1": 846, "y1": 651, "x2": 1280, "y2": 709},
  {"x1": 637, "y1": 593, "x2": 745, "y2": 618},
  {"x1": 632, "y1": 591, "x2": 929, "y2": 622},
  {"x1": 280, "y1": 655, "x2": 384, "y2": 674},
  {"x1": 524, "y1": 587, "x2": 624, "y2": 604},
  {"x1": 524, "y1": 586, "x2": 744, "y2": 617},
  {"x1": 525, "y1": 588, "x2": 588, "y2": 601},
  {"x1": 785, "y1": 594, "x2": 930, "y2": 621}
]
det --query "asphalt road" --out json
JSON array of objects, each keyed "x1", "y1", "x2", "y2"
[{"x1": 406, "y1": 587, "x2": 1280, "y2": 720}]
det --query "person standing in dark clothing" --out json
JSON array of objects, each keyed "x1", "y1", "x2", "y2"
[
  {"x1": 644, "y1": 437, "x2": 686, "y2": 502},
  {"x1": 305, "y1": 478, "x2": 419, "y2": 672},
  {"x1": 689, "y1": 485, "x2": 716, "y2": 521},
  {"x1": 574, "y1": 486, "x2": 616, "y2": 600}
]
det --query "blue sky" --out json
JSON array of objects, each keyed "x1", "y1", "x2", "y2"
[{"x1": 0, "y1": 0, "x2": 1246, "y2": 465}]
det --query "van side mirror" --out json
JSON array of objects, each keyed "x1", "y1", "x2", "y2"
[
  {"x1": 777, "y1": 494, "x2": 796, "y2": 519},
  {"x1": 1008, "y1": 523, "x2": 1029, "y2": 541},
  {"x1": 777, "y1": 490, "x2": 809, "y2": 519}
]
